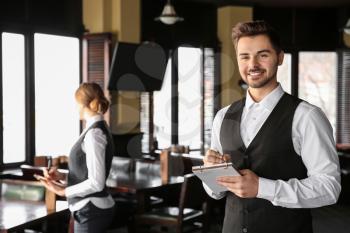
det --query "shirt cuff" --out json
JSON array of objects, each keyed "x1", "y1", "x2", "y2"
[
  {"x1": 257, "y1": 177, "x2": 276, "y2": 201},
  {"x1": 64, "y1": 186, "x2": 74, "y2": 198}
]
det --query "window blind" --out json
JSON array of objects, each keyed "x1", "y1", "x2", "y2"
[{"x1": 337, "y1": 50, "x2": 350, "y2": 149}]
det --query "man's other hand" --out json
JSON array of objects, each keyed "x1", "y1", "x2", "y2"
[{"x1": 216, "y1": 169, "x2": 259, "y2": 198}]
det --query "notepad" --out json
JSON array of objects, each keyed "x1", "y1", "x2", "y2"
[
  {"x1": 192, "y1": 163, "x2": 240, "y2": 193},
  {"x1": 33, "y1": 174, "x2": 67, "y2": 188}
]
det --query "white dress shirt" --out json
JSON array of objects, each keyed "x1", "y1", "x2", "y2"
[
  {"x1": 204, "y1": 84, "x2": 341, "y2": 208},
  {"x1": 65, "y1": 114, "x2": 115, "y2": 211}
]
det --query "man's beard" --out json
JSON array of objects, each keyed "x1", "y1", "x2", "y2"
[{"x1": 246, "y1": 67, "x2": 278, "y2": 88}]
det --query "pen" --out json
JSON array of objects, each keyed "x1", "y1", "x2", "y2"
[{"x1": 47, "y1": 156, "x2": 52, "y2": 171}]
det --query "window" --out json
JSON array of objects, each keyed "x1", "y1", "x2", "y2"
[
  {"x1": 203, "y1": 48, "x2": 216, "y2": 151},
  {"x1": 277, "y1": 53, "x2": 292, "y2": 94},
  {"x1": 153, "y1": 59, "x2": 172, "y2": 149},
  {"x1": 141, "y1": 46, "x2": 217, "y2": 153},
  {"x1": 0, "y1": 32, "x2": 80, "y2": 166},
  {"x1": 1, "y1": 33, "x2": 26, "y2": 163},
  {"x1": 178, "y1": 47, "x2": 202, "y2": 149},
  {"x1": 276, "y1": 51, "x2": 336, "y2": 133},
  {"x1": 298, "y1": 52, "x2": 337, "y2": 132},
  {"x1": 34, "y1": 33, "x2": 80, "y2": 156},
  {"x1": 337, "y1": 50, "x2": 350, "y2": 147}
]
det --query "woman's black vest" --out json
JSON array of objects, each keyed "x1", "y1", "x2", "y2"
[
  {"x1": 220, "y1": 93, "x2": 313, "y2": 233},
  {"x1": 67, "y1": 120, "x2": 114, "y2": 205}
]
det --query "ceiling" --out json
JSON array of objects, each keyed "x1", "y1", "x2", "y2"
[{"x1": 181, "y1": 0, "x2": 350, "y2": 7}]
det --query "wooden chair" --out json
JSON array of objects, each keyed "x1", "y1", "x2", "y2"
[
  {"x1": 170, "y1": 144, "x2": 190, "y2": 154},
  {"x1": 108, "y1": 158, "x2": 164, "y2": 231},
  {"x1": 160, "y1": 150, "x2": 185, "y2": 182},
  {"x1": 132, "y1": 173, "x2": 209, "y2": 233},
  {"x1": 159, "y1": 149, "x2": 203, "y2": 180},
  {"x1": 34, "y1": 155, "x2": 68, "y2": 169}
]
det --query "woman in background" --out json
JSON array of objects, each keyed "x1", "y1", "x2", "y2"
[{"x1": 39, "y1": 82, "x2": 115, "y2": 233}]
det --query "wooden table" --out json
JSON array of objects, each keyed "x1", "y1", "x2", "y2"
[
  {"x1": 106, "y1": 157, "x2": 184, "y2": 212},
  {"x1": 0, "y1": 179, "x2": 58, "y2": 211},
  {"x1": 0, "y1": 199, "x2": 68, "y2": 233},
  {"x1": 107, "y1": 171, "x2": 184, "y2": 193}
]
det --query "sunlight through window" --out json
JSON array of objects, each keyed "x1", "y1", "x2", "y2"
[
  {"x1": 2, "y1": 32, "x2": 25, "y2": 163},
  {"x1": 277, "y1": 53, "x2": 292, "y2": 94},
  {"x1": 178, "y1": 47, "x2": 202, "y2": 149},
  {"x1": 34, "y1": 33, "x2": 80, "y2": 156},
  {"x1": 153, "y1": 59, "x2": 172, "y2": 149},
  {"x1": 299, "y1": 52, "x2": 337, "y2": 132}
]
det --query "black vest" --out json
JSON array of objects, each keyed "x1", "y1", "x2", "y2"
[
  {"x1": 67, "y1": 120, "x2": 114, "y2": 204},
  {"x1": 220, "y1": 93, "x2": 313, "y2": 233}
]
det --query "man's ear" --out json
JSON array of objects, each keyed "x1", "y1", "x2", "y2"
[{"x1": 278, "y1": 50, "x2": 284, "y2": 66}]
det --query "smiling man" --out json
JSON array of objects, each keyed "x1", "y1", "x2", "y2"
[{"x1": 203, "y1": 20, "x2": 341, "y2": 233}]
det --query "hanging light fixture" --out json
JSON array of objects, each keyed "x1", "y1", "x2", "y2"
[
  {"x1": 344, "y1": 18, "x2": 350, "y2": 35},
  {"x1": 154, "y1": 0, "x2": 184, "y2": 25}
]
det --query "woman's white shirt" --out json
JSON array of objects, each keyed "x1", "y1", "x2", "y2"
[{"x1": 65, "y1": 114, "x2": 114, "y2": 211}]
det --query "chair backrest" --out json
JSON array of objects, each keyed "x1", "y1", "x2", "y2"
[
  {"x1": 170, "y1": 144, "x2": 190, "y2": 154},
  {"x1": 160, "y1": 150, "x2": 204, "y2": 180},
  {"x1": 177, "y1": 173, "x2": 208, "y2": 222},
  {"x1": 107, "y1": 157, "x2": 133, "y2": 187},
  {"x1": 160, "y1": 150, "x2": 185, "y2": 182},
  {"x1": 35, "y1": 155, "x2": 68, "y2": 169},
  {"x1": 135, "y1": 159, "x2": 160, "y2": 177}
]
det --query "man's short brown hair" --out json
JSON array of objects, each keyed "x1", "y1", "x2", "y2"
[{"x1": 232, "y1": 20, "x2": 282, "y2": 54}]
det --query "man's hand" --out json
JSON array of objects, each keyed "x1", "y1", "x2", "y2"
[
  {"x1": 216, "y1": 169, "x2": 259, "y2": 198},
  {"x1": 203, "y1": 149, "x2": 230, "y2": 166}
]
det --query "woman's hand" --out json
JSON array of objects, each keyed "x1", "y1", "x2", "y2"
[
  {"x1": 43, "y1": 167, "x2": 65, "y2": 181},
  {"x1": 39, "y1": 178, "x2": 66, "y2": 197}
]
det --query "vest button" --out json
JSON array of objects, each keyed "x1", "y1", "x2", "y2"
[{"x1": 242, "y1": 227, "x2": 248, "y2": 233}]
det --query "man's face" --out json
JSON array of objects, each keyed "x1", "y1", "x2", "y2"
[{"x1": 236, "y1": 34, "x2": 283, "y2": 89}]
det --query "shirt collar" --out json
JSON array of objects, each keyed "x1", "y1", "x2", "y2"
[
  {"x1": 245, "y1": 83, "x2": 285, "y2": 112},
  {"x1": 85, "y1": 114, "x2": 104, "y2": 128}
]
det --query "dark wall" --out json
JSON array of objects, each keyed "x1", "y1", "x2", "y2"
[
  {"x1": 141, "y1": 0, "x2": 218, "y2": 49},
  {"x1": 113, "y1": 133, "x2": 143, "y2": 159},
  {"x1": 143, "y1": 1, "x2": 349, "y2": 51},
  {"x1": 254, "y1": 7, "x2": 350, "y2": 51},
  {"x1": 0, "y1": 0, "x2": 84, "y2": 36}
]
